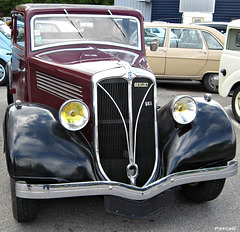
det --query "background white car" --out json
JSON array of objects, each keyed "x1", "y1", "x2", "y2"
[{"x1": 219, "y1": 19, "x2": 240, "y2": 122}]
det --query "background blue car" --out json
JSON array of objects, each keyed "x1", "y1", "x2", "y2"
[{"x1": 0, "y1": 20, "x2": 11, "y2": 86}]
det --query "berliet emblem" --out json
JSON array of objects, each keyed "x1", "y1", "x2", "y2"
[
  {"x1": 134, "y1": 82, "x2": 149, "y2": 88},
  {"x1": 128, "y1": 71, "x2": 133, "y2": 80}
]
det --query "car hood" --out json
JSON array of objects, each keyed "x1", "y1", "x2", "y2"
[{"x1": 34, "y1": 47, "x2": 141, "y2": 77}]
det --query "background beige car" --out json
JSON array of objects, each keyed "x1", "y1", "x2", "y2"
[{"x1": 144, "y1": 22, "x2": 225, "y2": 92}]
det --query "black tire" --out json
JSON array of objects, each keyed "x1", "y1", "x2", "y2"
[
  {"x1": 181, "y1": 179, "x2": 225, "y2": 203},
  {"x1": 0, "y1": 60, "x2": 7, "y2": 86},
  {"x1": 6, "y1": 63, "x2": 13, "y2": 104},
  {"x1": 232, "y1": 85, "x2": 240, "y2": 123},
  {"x1": 10, "y1": 178, "x2": 38, "y2": 222},
  {"x1": 203, "y1": 73, "x2": 218, "y2": 93},
  {"x1": 7, "y1": 89, "x2": 14, "y2": 105}
]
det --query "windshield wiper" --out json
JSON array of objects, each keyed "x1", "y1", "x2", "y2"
[
  {"x1": 64, "y1": 9, "x2": 83, "y2": 38},
  {"x1": 108, "y1": 10, "x2": 126, "y2": 37}
]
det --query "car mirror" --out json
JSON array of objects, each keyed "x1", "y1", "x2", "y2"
[{"x1": 150, "y1": 39, "x2": 159, "y2": 51}]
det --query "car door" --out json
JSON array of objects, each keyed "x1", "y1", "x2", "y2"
[
  {"x1": 165, "y1": 28, "x2": 208, "y2": 78},
  {"x1": 11, "y1": 14, "x2": 28, "y2": 102},
  {"x1": 201, "y1": 30, "x2": 223, "y2": 71},
  {"x1": 145, "y1": 27, "x2": 167, "y2": 75}
]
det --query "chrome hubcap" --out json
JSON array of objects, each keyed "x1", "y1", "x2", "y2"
[
  {"x1": 0, "y1": 64, "x2": 5, "y2": 82},
  {"x1": 235, "y1": 91, "x2": 240, "y2": 117}
]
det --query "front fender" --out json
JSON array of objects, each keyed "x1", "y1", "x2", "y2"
[
  {"x1": 219, "y1": 69, "x2": 240, "y2": 97},
  {"x1": 3, "y1": 102, "x2": 96, "y2": 183},
  {"x1": 0, "y1": 48, "x2": 11, "y2": 63},
  {"x1": 158, "y1": 97, "x2": 236, "y2": 175}
]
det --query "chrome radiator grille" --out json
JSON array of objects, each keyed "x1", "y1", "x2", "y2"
[
  {"x1": 94, "y1": 76, "x2": 157, "y2": 187},
  {"x1": 36, "y1": 71, "x2": 83, "y2": 100}
]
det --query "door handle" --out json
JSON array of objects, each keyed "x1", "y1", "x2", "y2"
[
  {"x1": 198, "y1": 50, "x2": 207, "y2": 54},
  {"x1": 158, "y1": 48, "x2": 166, "y2": 52},
  {"x1": 17, "y1": 68, "x2": 26, "y2": 73}
]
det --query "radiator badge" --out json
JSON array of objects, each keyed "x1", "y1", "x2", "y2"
[
  {"x1": 128, "y1": 71, "x2": 133, "y2": 80},
  {"x1": 134, "y1": 82, "x2": 149, "y2": 88}
]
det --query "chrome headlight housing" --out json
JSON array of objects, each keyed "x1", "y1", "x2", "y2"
[
  {"x1": 59, "y1": 99, "x2": 90, "y2": 131},
  {"x1": 171, "y1": 96, "x2": 197, "y2": 124}
]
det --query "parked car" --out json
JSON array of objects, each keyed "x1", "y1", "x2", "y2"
[
  {"x1": 219, "y1": 19, "x2": 240, "y2": 122},
  {"x1": 3, "y1": 4, "x2": 237, "y2": 223},
  {"x1": 144, "y1": 22, "x2": 225, "y2": 92},
  {"x1": 1, "y1": 16, "x2": 11, "y2": 22},
  {"x1": 0, "y1": 20, "x2": 11, "y2": 85},
  {"x1": 193, "y1": 21, "x2": 229, "y2": 35}
]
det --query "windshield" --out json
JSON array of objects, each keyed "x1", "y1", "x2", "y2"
[
  {"x1": 31, "y1": 14, "x2": 141, "y2": 51},
  {"x1": 0, "y1": 23, "x2": 11, "y2": 39}
]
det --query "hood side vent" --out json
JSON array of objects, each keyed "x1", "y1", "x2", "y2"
[{"x1": 36, "y1": 71, "x2": 83, "y2": 101}]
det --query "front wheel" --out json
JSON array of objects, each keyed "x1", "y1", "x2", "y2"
[
  {"x1": 0, "y1": 60, "x2": 7, "y2": 86},
  {"x1": 10, "y1": 178, "x2": 38, "y2": 222},
  {"x1": 181, "y1": 179, "x2": 225, "y2": 202},
  {"x1": 203, "y1": 73, "x2": 218, "y2": 93},
  {"x1": 232, "y1": 85, "x2": 240, "y2": 122}
]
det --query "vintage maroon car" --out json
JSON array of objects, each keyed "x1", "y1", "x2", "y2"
[{"x1": 3, "y1": 4, "x2": 238, "y2": 222}]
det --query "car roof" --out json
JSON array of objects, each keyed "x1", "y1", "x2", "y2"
[
  {"x1": 13, "y1": 3, "x2": 140, "y2": 15},
  {"x1": 228, "y1": 19, "x2": 240, "y2": 29},
  {"x1": 13, "y1": 4, "x2": 144, "y2": 23},
  {"x1": 144, "y1": 21, "x2": 220, "y2": 30}
]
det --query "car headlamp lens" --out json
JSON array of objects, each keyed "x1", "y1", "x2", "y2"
[
  {"x1": 171, "y1": 96, "x2": 197, "y2": 124},
  {"x1": 59, "y1": 100, "x2": 90, "y2": 131}
]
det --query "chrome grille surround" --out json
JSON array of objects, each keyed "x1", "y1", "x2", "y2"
[
  {"x1": 91, "y1": 62, "x2": 159, "y2": 187},
  {"x1": 36, "y1": 71, "x2": 83, "y2": 100}
]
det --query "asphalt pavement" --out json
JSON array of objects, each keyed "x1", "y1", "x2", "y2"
[{"x1": 0, "y1": 81, "x2": 239, "y2": 232}]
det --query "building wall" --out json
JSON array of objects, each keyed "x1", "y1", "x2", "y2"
[
  {"x1": 114, "y1": 0, "x2": 152, "y2": 22},
  {"x1": 214, "y1": 0, "x2": 240, "y2": 22},
  {"x1": 151, "y1": 0, "x2": 181, "y2": 22},
  {"x1": 115, "y1": 0, "x2": 240, "y2": 23},
  {"x1": 179, "y1": 0, "x2": 215, "y2": 13}
]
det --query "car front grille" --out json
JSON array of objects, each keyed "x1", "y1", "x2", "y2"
[{"x1": 93, "y1": 76, "x2": 157, "y2": 187}]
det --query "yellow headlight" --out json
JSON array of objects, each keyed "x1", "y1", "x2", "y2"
[
  {"x1": 171, "y1": 96, "x2": 197, "y2": 124},
  {"x1": 59, "y1": 100, "x2": 90, "y2": 131}
]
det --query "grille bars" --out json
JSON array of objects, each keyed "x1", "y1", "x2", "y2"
[{"x1": 97, "y1": 80, "x2": 154, "y2": 186}]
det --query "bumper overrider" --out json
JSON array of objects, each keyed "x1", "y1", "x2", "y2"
[{"x1": 16, "y1": 161, "x2": 237, "y2": 200}]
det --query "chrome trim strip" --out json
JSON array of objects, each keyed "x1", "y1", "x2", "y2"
[
  {"x1": 128, "y1": 80, "x2": 134, "y2": 164},
  {"x1": 155, "y1": 74, "x2": 202, "y2": 79},
  {"x1": 15, "y1": 161, "x2": 238, "y2": 201}
]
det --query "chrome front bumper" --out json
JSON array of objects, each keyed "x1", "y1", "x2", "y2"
[{"x1": 16, "y1": 161, "x2": 238, "y2": 201}]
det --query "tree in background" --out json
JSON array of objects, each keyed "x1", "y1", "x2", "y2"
[{"x1": 0, "y1": 0, "x2": 114, "y2": 17}]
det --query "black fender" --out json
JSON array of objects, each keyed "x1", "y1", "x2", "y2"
[
  {"x1": 157, "y1": 97, "x2": 236, "y2": 176},
  {"x1": 3, "y1": 102, "x2": 96, "y2": 183}
]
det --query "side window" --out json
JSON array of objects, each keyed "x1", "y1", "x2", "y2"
[
  {"x1": 202, "y1": 31, "x2": 223, "y2": 50},
  {"x1": 15, "y1": 15, "x2": 25, "y2": 48},
  {"x1": 226, "y1": 29, "x2": 240, "y2": 51},
  {"x1": 170, "y1": 28, "x2": 203, "y2": 49},
  {"x1": 144, "y1": 27, "x2": 166, "y2": 47}
]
